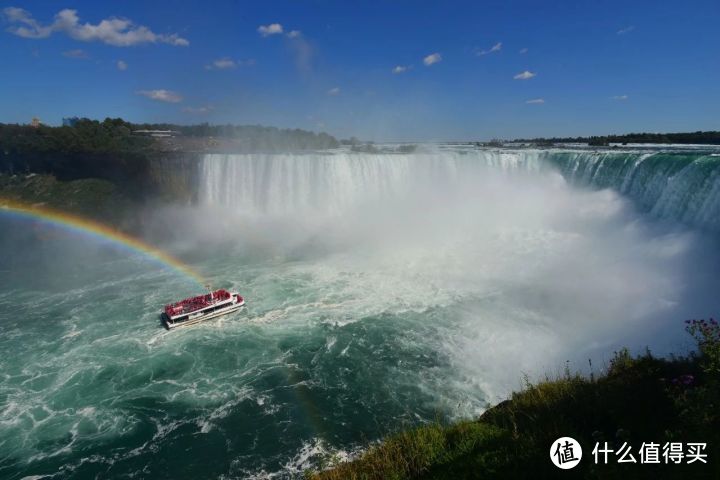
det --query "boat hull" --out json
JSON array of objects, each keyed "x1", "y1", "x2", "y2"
[{"x1": 162, "y1": 299, "x2": 246, "y2": 329}]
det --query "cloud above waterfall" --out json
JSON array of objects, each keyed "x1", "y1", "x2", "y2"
[
  {"x1": 513, "y1": 70, "x2": 536, "y2": 80},
  {"x1": 476, "y1": 42, "x2": 502, "y2": 56},
  {"x1": 204, "y1": 57, "x2": 255, "y2": 70},
  {"x1": 136, "y1": 89, "x2": 183, "y2": 103},
  {"x1": 257, "y1": 23, "x2": 283, "y2": 36},
  {"x1": 423, "y1": 52, "x2": 442, "y2": 66},
  {"x1": 2, "y1": 7, "x2": 189, "y2": 46}
]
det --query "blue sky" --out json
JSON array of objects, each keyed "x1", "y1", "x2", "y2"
[{"x1": 1, "y1": 0, "x2": 718, "y2": 141}]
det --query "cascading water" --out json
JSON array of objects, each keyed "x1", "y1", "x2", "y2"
[
  {"x1": 199, "y1": 147, "x2": 720, "y2": 231},
  {"x1": 2, "y1": 146, "x2": 719, "y2": 479},
  {"x1": 546, "y1": 150, "x2": 720, "y2": 231},
  {"x1": 199, "y1": 149, "x2": 546, "y2": 215}
]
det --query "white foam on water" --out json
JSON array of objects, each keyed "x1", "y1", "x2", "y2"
[{"x1": 238, "y1": 437, "x2": 364, "y2": 479}]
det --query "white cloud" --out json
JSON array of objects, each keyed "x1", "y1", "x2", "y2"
[
  {"x1": 182, "y1": 105, "x2": 212, "y2": 114},
  {"x1": 212, "y1": 58, "x2": 236, "y2": 69},
  {"x1": 513, "y1": 70, "x2": 536, "y2": 80},
  {"x1": 2, "y1": 7, "x2": 189, "y2": 46},
  {"x1": 525, "y1": 98, "x2": 545, "y2": 104},
  {"x1": 204, "y1": 57, "x2": 255, "y2": 70},
  {"x1": 423, "y1": 52, "x2": 442, "y2": 66},
  {"x1": 117, "y1": 59, "x2": 127, "y2": 70},
  {"x1": 612, "y1": 95, "x2": 629, "y2": 100},
  {"x1": 327, "y1": 87, "x2": 340, "y2": 96},
  {"x1": 62, "y1": 48, "x2": 87, "y2": 59},
  {"x1": 136, "y1": 89, "x2": 183, "y2": 103},
  {"x1": 477, "y1": 42, "x2": 502, "y2": 56},
  {"x1": 206, "y1": 57, "x2": 235, "y2": 70},
  {"x1": 3, "y1": 6, "x2": 53, "y2": 38},
  {"x1": 258, "y1": 23, "x2": 283, "y2": 36},
  {"x1": 286, "y1": 30, "x2": 301, "y2": 38},
  {"x1": 392, "y1": 65, "x2": 408, "y2": 74},
  {"x1": 617, "y1": 26, "x2": 635, "y2": 35},
  {"x1": 519, "y1": 48, "x2": 529, "y2": 54}
]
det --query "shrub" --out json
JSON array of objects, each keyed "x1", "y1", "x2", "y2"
[{"x1": 685, "y1": 319, "x2": 720, "y2": 374}]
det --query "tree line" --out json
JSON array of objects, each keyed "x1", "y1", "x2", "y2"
[
  {"x1": 514, "y1": 131, "x2": 720, "y2": 146},
  {"x1": 0, "y1": 118, "x2": 340, "y2": 154}
]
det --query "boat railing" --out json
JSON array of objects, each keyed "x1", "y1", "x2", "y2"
[{"x1": 164, "y1": 289, "x2": 233, "y2": 316}]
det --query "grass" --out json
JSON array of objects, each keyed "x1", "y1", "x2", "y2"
[
  {"x1": 308, "y1": 323, "x2": 720, "y2": 479},
  {"x1": 308, "y1": 421, "x2": 512, "y2": 480}
]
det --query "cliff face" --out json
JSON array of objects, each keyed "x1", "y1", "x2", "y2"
[
  {"x1": 0, "y1": 150, "x2": 151, "y2": 192},
  {"x1": 0, "y1": 149, "x2": 204, "y2": 203},
  {"x1": 0, "y1": 173, "x2": 140, "y2": 230},
  {"x1": 146, "y1": 152, "x2": 202, "y2": 204},
  {"x1": 0, "y1": 150, "x2": 208, "y2": 237}
]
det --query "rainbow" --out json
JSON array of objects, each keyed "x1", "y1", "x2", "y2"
[{"x1": 0, "y1": 198, "x2": 204, "y2": 286}]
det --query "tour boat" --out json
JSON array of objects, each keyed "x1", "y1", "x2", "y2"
[{"x1": 161, "y1": 288, "x2": 245, "y2": 329}]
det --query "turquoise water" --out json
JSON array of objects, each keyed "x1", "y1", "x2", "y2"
[
  {"x1": 2, "y1": 148, "x2": 719, "y2": 478},
  {"x1": 0, "y1": 230, "x2": 496, "y2": 479},
  {"x1": 547, "y1": 150, "x2": 720, "y2": 231}
]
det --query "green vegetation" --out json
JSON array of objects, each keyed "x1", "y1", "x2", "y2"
[
  {"x1": 0, "y1": 118, "x2": 339, "y2": 156},
  {"x1": 308, "y1": 320, "x2": 720, "y2": 479},
  {"x1": 311, "y1": 422, "x2": 512, "y2": 480},
  {"x1": 0, "y1": 118, "x2": 151, "y2": 155},
  {"x1": 515, "y1": 131, "x2": 720, "y2": 146},
  {"x1": 0, "y1": 173, "x2": 139, "y2": 228},
  {"x1": 134, "y1": 122, "x2": 340, "y2": 150}
]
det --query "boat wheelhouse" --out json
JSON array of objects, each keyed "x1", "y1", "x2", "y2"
[{"x1": 161, "y1": 288, "x2": 245, "y2": 329}]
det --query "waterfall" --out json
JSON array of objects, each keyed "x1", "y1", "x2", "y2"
[
  {"x1": 198, "y1": 149, "x2": 545, "y2": 215},
  {"x1": 548, "y1": 151, "x2": 720, "y2": 231},
  {"x1": 197, "y1": 148, "x2": 720, "y2": 231}
]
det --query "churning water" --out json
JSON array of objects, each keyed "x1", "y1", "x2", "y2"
[{"x1": 1, "y1": 147, "x2": 719, "y2": 478}]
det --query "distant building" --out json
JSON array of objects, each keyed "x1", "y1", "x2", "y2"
[
  {"x1": 132, "y1": 129, "x2": 181, "y2": 138},
  {"x1": 30, "y1": 117, "x2": 41, "y2": 128},
  {"x1": 62, "y1": 117, "x2": 80, "y2": 127}
]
